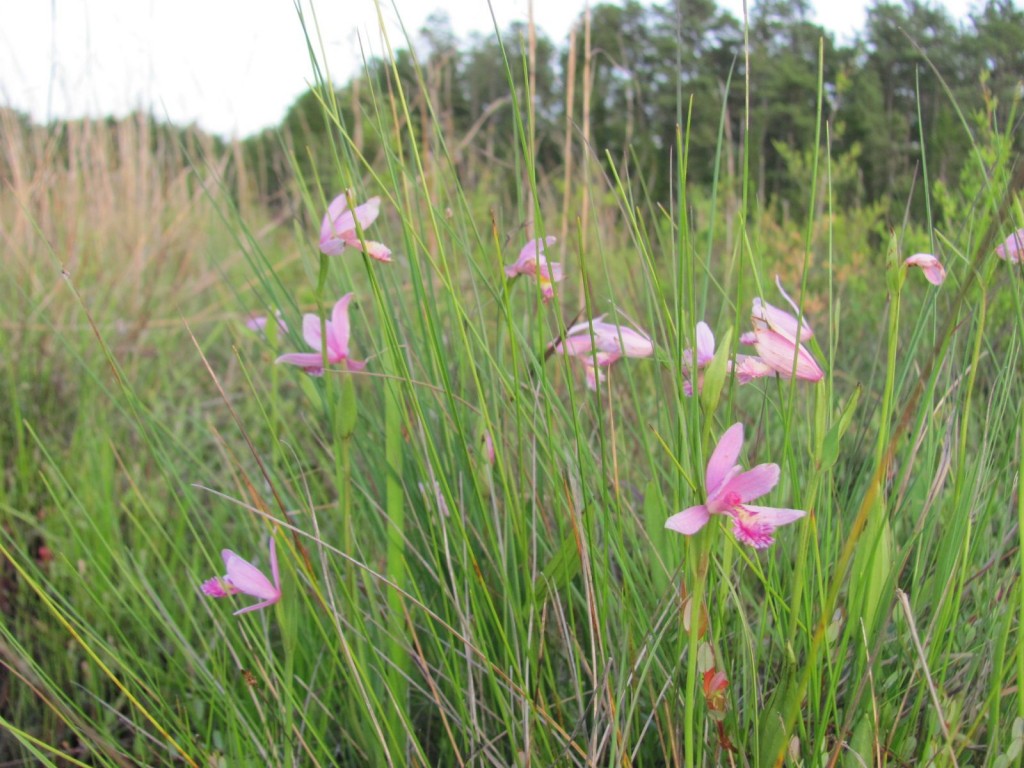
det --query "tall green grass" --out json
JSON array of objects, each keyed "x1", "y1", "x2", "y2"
[{"x1": 2, "y1": 6, "x2": 1023, "y2": 767}]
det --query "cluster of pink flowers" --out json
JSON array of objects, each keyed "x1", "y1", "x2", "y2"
[
  {"x1": 206, "y1": 192, "x2": 393, "y2": 614},
  {"x1": 683, "y1": 278, "x2": 824, "y2": 396}
]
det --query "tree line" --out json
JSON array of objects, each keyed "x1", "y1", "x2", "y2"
[{"x1": 247, "y1": 0, "x2": 1021, "y2": 224}]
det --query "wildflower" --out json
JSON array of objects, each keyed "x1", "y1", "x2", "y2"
[
  {"x1": 703, "y1": 668, "x2": 729, "y2": 717},
  {"x1": 320, "y1": 191, "x2": 391, "y2": 262},
  {"x1": 995, "y1": 228, "x2": 1024, "y2": 263},
  {"x1": 665, "y1": 422, "x2": 805, "y2": 548},
  {"x1": 505, "y1": 236, "x2": 564, "y2": 301},
  {"x1": 904, "y1": 253, "x2": 946, "y2": 285},
  {"x1": 553, "y1": 316, "x2": 654, "y2": 390},
  {"x1": 245, "y1": 311, "x2": 288, "y2": 335},
  {"x1": 740, "y1": 279, "x2": 823, "y2": 382},
  {"x1": 275, "y1": 293, "x2": 365, "y2": 376},
  {"x1": 201, "y1": 538, "x2": 281, "y2": 615}
]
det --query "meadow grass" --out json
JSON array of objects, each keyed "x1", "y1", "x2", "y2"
[{"x1": 2, "y1": 7, "x2": 1024, "y2": 767}]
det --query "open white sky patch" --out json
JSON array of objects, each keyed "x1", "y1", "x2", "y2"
[{"x1": 0, "y1": 0, "x2": 973, "y2": 137}]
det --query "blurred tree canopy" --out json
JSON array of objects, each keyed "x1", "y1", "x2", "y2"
[{"x1": 231, "y1": 0, "x2": 1022, "y2": 223}]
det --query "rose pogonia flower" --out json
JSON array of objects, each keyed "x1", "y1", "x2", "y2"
[
  {"x1": 995, "y1": 228, "x2": 1024, "y2": 263},
  {"x1": 245, "y1": 311, "x2": 288, "y2": 335},
  {"x1": 505, "y1": 236, "x2": 564, "y2": 301},
  {"x1": 665, "y1": 422, "x2": 805, "y2": 548},
  {"x1": 320, "y1": 191, "x2": 392, "y2": 262},
  {"x1": 201, "y1": 538, "x2": 281, "y2": 615},
  {"x1": 739, "y1": 278, "x2": 823, "y2": 382},
  {"x1": 275, "y1": 293, "x2": 365, "y2": 376},
  {"x1": 904, "y1": 253, "x2": 946, "y2": 285},
  {"x1": 553, "y1": 316, "x2": 654, "y2": 390}
]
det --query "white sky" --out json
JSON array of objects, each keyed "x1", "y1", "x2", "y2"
[{"x1": 0, "y1": 0, "x2": 976, "y2": 138}]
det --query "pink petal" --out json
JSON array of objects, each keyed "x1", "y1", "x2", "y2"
[
  {"x1": 772, "y1": 278, "x2": 815, "y2": 340},
  {"x1": 665, "y1": 504, "x2": 711, "y2": 535},
  {"x1": 591, "y1": 321, "x2": 653, "y2": 358},
  {"x1": 742, "y1": 504, "x2": 807, "y2": 527},
  {"x1": 224, "y1": 551, "x2": 279, "y2": 602},
  {"x1": 730, "y1": 517, "x2": 778, "y2": 549},
  {"x1": 731, "y1": 504, "x2": 805, "y2": 549},
  {"x1": 719, "y1": 463, "x2": 780, "y2": 505},
  {"x1": 200, "y1": 577, "x2": 236, "y2": 598},
  {"x1": 695, "y1": 322, "x2": 715, "y2": 364},
  {"x1": 320, "y1": 192, "x2": 355, "y2": 252},
  {"x1": 275, "y1": 352, "x2": 328, "y2": 375},
  {"x1": 734, "y1": 355, "x2": 775, "y2": 383},
  {"x1": 706, "y1": 423, "x2": 744, "y2": 495},
  {"x1": 996, "y1": 228, "x2": 1024, "y2": 263},
  {"x1": 554, "y1": 335, "x2": 594, "y2": 358},
  {"x1": 752, "y1": 329, "x2": 823, "y2": 381},
  {"x1": 519, "y1": 236, "x2": 557, "y2": 265},
  {"x1": 328, "y1": 294, "x2": 354, "y2": 359},
  {"x1": 351, "y1": 196, "x2": 382, "y2": 230},
  {"x1": 343, "y1": 236, "x2": 392, "y2": 262},
  {"x1": 245, "y1": 314, "x2": 269, "y2": 333},
  {"x1": 905, "y1": 253, "x2": 946, "y2": 285},
  {"x1": 301, "y1": 314, "x2": 326, "y2": 352}
]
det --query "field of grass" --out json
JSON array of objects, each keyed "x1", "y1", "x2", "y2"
[{"x1": 2, "y1": 10, "x2": 1024, "y2": 767}]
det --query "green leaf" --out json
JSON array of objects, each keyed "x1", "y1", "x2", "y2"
[
  {"x1": 534, "y1": 528, "x2": 582, "y2": 602},
  {"x1": 820, "y1": 385, "x2": 861, "y2": 469},
  {"x1": 700, "y1": 326, "x2": 733, "y2": 417}
]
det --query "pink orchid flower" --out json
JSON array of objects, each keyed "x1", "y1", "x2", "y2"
[
  {"x1": 995, "y1": 228, "x2": 1024, "y2": 263},
  {"x1": 275, "y1": 293, "x2": 365, "y2": 376},
  {"x1": 665, "y1": 422, "x2": 805, "y2": 548},
  {"x1": 554, "y1": 316, "x2": 654, "y2": 390},
  {"x1": 320, "y1": 191, "x2": 392, "y2": 262},
  {"x1": 739, "y1": 279, "x2": 823, "y2": 382},
  {"x1": 201, "y1": 538, "x2": 281, "y2": 615},
  {"x1": 505, "y1": 236, "x2": 564, "y2": 301},
  {"x1": 245, "y1": 311, "x2": 288, "y2": 335},
  {"x1": 904, "y1": 253, "x2": 946, "y2": 285}
]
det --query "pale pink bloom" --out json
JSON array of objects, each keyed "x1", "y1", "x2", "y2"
[
  {"x1": 275, "y1": 293, "x2": 365, "y2": 376},
  {"x1": 201, "y1": 538, "x2": 281, "y2": 615},
  {"x1": 995, "y1": 228, "x2": 1024, "y2": 263},
  {"x1": 505, "y1": 236, "x2": 564, "y2": 301},
  {"x1": 682, "y1": 321, "x2": 716, "y2": 396},
  {"x1": 740, "y1": 279, "x2": 823, "y2": 382},
  {"x1": 665, "y1": 422, "x2": 805, "y2": 548},
  {"x1": 554, "y1": 316, "x2": 654, "y2": 390},
  {"x1": 245, "y1": 311, "x2": 288, "y2": 335},
  {"x1": 904, "y1": 253, "x2": 946, "y2": 285},
  {"x1": 682, "y1": 321, "x2": 716, "y2": 370},
  {"x1": 320, "y1": 191, "x2": 391, "y2": 262}
]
